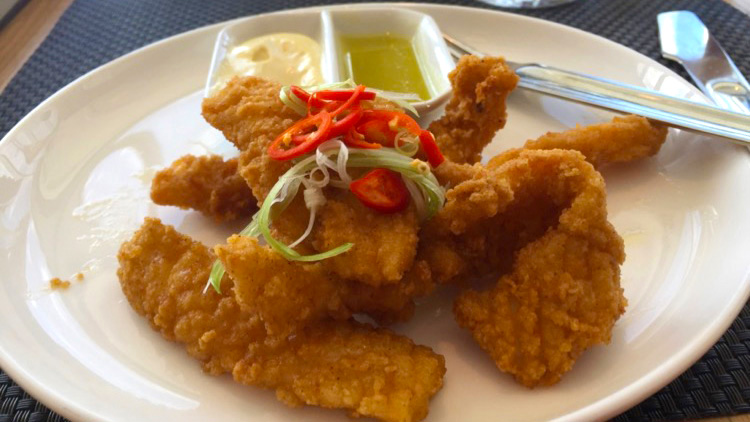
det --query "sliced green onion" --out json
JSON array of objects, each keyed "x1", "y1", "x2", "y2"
[
  {"x1": 366, "y1": 88, "x2": 420, "y2": 116},
  {"x1": 279, "y1": 86, "x2": 307, "y2": 115},
  {"x1": 394, "y1": 131, "x2": 420, "y2": 157},
  {"x1": 207, "y1": 260, "x2": 226, "y2": 294}
]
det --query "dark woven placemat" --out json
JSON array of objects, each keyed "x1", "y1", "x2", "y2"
[{"x1": 1, "y1": 1, "x2": 749, "y2": 421}]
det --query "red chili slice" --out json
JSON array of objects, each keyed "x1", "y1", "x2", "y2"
[
  {"x1": 356, "y1": 110, "x2": 422, "y2": 146},
  {"x1": 268, "y1": 112, "x2": 333, "y2": 161},
  {"x1": 349, "y1": 168, "x2": 409, "y2": 213},
  {"x1": 361, "y1": 110, "x2": 421, "y2": 134},
  {"x1": 357, "y1": 119, "x2": 393, "y2": 146},
  {"x1": 328, "y1": 108, "x2": 363, "y2": 138},
  {"x1": 419, "y1": 130, "x2": 445, "y2": 167},
  {"x1": 290, "y1": 86, "x2": 327, "y2": 110},
  {"x1": 343, "y1": 128, "x2": 382, "y2": 149},
  {"x1": 330, "y1": 85, "x2": 367, "y2": 116},
  {"x1": 292, "y1": 108, "x2": 363, "y2": 145},
  {"x1": 290, "y1": 85, "x2": 311, "y2": 102}
]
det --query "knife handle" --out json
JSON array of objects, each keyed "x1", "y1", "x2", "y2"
[{"x1": 514, "y1": 63, "x2": 750, "y2": 145}]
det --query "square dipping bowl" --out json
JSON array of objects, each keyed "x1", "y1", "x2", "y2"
[{"x1": 205, "y1": 6, "x2": 455, "y2": 123}]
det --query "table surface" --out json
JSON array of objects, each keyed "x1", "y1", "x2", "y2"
[{"x1": 1, "y1": 1, "x2": 749, "y2": 422}]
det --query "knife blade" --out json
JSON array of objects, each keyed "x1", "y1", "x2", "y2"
[{"x1": 658, "y1": 10, "x2": 750, "y2": 114}]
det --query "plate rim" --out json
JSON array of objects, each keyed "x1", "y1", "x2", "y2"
[{"x1": 1, "y1": 3, "x2": 748, "y2": 422}]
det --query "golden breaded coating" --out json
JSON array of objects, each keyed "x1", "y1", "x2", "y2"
[
  {"x1": 118, "y1": 219, "x2": 446, "y2": 422},
  {"x1": 343, "y1": 258, "x2": 435, "y2": 324},
  {"x1": 523, "y1": 115, "x2": 668, "y2": 167},
  {"x1": 202, "y1": 77, "x2": 421, "y2": 286},
  {"x1": 314, "y1": 194, "x2": 419, "y2": 286},
  {"x1": 150, "y1": 155, "x2": 256, "y2": 222},
  {"x1": 117, "y1": 217, "x2": 264, "y2": 374},
  {"x1": 215, "y1": 235, "x2": 349, "y2": 338},
  {"x1": 453, "y1": 149, "x2": 626, "y2": 387},
  {"x1": 428, "y1": 55, "x2": 519, "y2": 164},
  {"x1": 201, "y1": 76, "x2": 298, "y2": 201},
  {"x1": 216, "y1": 234, "x2": 433, "y2": 332},
  {"x1": 201, "y1": 77, "x2": 297, "y2": 153},
  {"x1": 234, "y1": 320, "x2": 446, "y2": 422},
  {"x1": 430, "y1": 163, "x2": 513, "y2": 236}
]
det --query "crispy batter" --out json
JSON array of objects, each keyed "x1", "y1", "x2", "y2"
[
  {"x1": 216, "y1": 235, "x2": 433, "y2": 334},
  {"x1": 235, "y1": 321, "x2": 445, "y2": 422},
  {"x1": 314, "y1": 194, "x2": 419, "y2": 286},
  {"x1": 201, "y1": 77, "x2": 297, "y2": 153},
  {"x1": 523, "y1": 115, "x2": 668, "y2": 167},
  {"x1": 343, "y1": 258, "x2": 435, "y2": 324},
  {"x1": 118, "y1": 219, "x2": 446, "y2": 422},
  {"x1": 203, "y1": 77, "x2": 421, "y2": 287},
  {"x1": 428, "y1": 55, "x2": 519, "y2": 164},
  {"x1": 117, "y1": 217, "x2": 264, "y2": 374},
  {"x1": 452, "y1": 149, "x2": 626, "y2": 387},
  {"x1": 150, "y1": 155, "x2": 256, "y2": 222},
  {"x1": 202, "y1": 76, "x2": 298, "y2": 201},
  {"x1": 215, "y1": 235, "x2": 349, "y2": 338}
]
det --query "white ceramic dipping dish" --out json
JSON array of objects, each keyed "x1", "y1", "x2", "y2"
[{"x1": 205, "y1": 7, "x2": 455, "y2": 122}]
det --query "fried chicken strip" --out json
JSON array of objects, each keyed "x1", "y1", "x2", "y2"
[
  {"x1": 313, "y1": 194, "x2": 419, "y2": 286},
  {"x1": 150, "y1": 155, "x2": 257, "y2": 222},
  {"x1": 215, "y1": 234, "x2": 434, "y2": 336},
  {"x1": 202, "y1": 76, "x2": 297, "y2": 201},
  {"x1": 452, "y1": 149, "x2": 626, "y2": 387},
  {"x1": 428, "y1": 55, "x2": 519, "y2": 164},
  {"x1": 215, "y1": 235, "x2": 348, "y2": 338},
  {"x1": 523, "y1": 115, "x2": 668, "y2": 167},
  {"x1": 118, "y1": 218, "x2": 445, "y2": 422},
  {"x1": 235, "y1": 321, "x2": 445, "y2": 422},
  {"x1": 117, "y1": 217, "x2": 264, "y2": 374},
  {"x1": 202, "y1": 77, "x2": 420, "y2": 286}
]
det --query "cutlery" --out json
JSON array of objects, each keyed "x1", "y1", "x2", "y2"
[
  {"x1": 658, "y1": 10, "x2": 750, "y2": 115},
  {"x1": 443, "y1": 33, "x2": 750, "y2": 145}
]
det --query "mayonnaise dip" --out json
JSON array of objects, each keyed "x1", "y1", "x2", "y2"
[{"x1": 211, "y1": 33, "x2": 323, "y2": 94}]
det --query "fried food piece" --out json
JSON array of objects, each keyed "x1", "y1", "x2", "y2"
[
  {"x1": 203, "y1": 77, "x2": 421, "y2": 286},
  {"x1": 118, "y1": 219, "x2": 446, "y2": 422},
  {"x1": 313, "y1": 193, "x2": 419, "y2": 286},
  {"x1": 262, "y1": 191, "x2": 420, "y2": 288},
  {"x1": 343, "y1": 258, "x2": 435, "y2": 324},
  {"x1": 215, "y1": 235, "x2": 349, "y2": 338},
  {"x1": 234, "y1": 320, "x2": 446, "y2": 422},
  {"x1": 117, "y1": 217, "x2": 265, "y2": 374},
  {"x1": 201, "y1": 77, "x2": 297, "y2": 153},
  {"x1": 150, "y1": 155, "x2": 257, "y2": 222},
  {"x1": 216, "y1": 235, "x2": 434, "y2": 335},
  {"x1": 428, "y1": 55, "x2": 519, "y2": 164},
  {"x1": 452, "y1": 149, "x2": 626, "y2": 387},
  {"x1": 202, "y1": 76, "x2": 298, "y2": 201},
  {"x1": 523, "y1": 115, "x2": 668, "y2": 167}
]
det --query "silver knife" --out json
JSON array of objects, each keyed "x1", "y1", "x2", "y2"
[
  {"x1": 658, "y1": 10, "x2": 750, "y2": 115},
  {"x1": 443, "y1": 33, "x2": 750, "y2": 145}
]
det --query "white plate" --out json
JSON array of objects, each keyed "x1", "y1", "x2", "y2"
[{"x1": 1, "y1": 4, "x2": 749, "y2": 422}]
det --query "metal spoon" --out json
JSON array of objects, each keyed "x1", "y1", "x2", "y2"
[{"x1": 443, "y1": 33, "x2": 750, "y2": 145}]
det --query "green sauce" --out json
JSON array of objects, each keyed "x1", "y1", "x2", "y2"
[{"x1": 339, "y1": 34, "x2": 431, "y2": 101}]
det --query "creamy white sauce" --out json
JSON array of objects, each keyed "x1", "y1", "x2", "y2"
[{"x1": 212, "y1": 33, "x2": 323, "y2": 94}]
